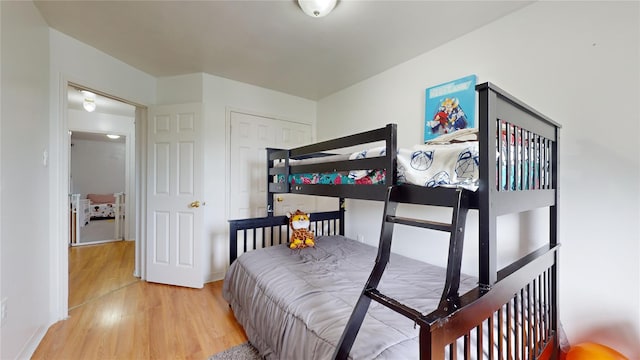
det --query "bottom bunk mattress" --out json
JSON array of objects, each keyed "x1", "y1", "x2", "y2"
[{"x1": 223, "y1": 235, "x2": 478, "y2": 359}]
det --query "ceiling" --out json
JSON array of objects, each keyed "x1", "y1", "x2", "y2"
[
  {"x1": 67, "y1": 85, "x2": 136, "y2": 116},
  {"x1": 36, "y1": 1, "x2": 533, "y2": 101}
]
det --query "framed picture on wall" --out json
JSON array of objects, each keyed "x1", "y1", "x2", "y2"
[{"x1": 424, "y1": 74, "x2": 477, "y2": 142}]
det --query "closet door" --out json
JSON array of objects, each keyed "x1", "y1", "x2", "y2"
[{"x1": 229, "y1": 111, "x2": 314, "y2": 219}]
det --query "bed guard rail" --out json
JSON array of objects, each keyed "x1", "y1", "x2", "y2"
[{"x1": 228, "y1": 210, "x2": 344, "y2": 264}]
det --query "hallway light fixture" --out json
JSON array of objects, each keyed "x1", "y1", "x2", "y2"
[
  {"x1": 298, "y1": 0, "x2": 337, "y2": 18},
  {"x1": 81, "y1": 90, "x2": 96, "y2": 112},
  {"x1": 106, "y1": 134, "x2": 121, "y2": 140}
]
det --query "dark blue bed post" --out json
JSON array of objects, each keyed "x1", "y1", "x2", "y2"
[
  {"x1": 266, "y1": 147, "x2": 275, "y2": 217},
  {"x1": 266, "y1": 147, "x2": 274, "y2": 217},
  {"x1": 339, "y1": 197, "x2": 345, "y2": 235},
  {"x1": 266, "y1": 147, "x2": 290, "y2": 217},
  {"x1": 477, "y1": 84, "x2": 498, "y2": 290}
]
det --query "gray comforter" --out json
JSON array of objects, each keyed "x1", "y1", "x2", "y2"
[{"x1": 223, "y1": 235, "x2": 477, "y2": 359}]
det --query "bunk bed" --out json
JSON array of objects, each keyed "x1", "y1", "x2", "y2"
[{"x1": 224, "y1": 82, "x2": 561, "y2": 359}]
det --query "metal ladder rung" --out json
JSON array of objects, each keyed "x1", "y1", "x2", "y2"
[
  {"x1": 365, "y1": 288, "x2": 423, "y2": 322},
  {"x1": 386, "y1": 215, "x2": 452, "y2": 232}
]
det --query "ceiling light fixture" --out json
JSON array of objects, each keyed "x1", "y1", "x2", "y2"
[
  {"x1": 81, "y1": 90, "x2": 96, "y2": 112},
  {"x1": 298, "y1": 0, "x2": 337, "y2": 18},
  {"x1": 106, "y1": 134, "x2": 121, "y2": 140}
]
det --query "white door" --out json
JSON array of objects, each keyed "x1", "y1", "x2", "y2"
[
  {"x1": 229, "y1": 111, "x2": 314, "y2": 220},
  {"x1": 147, "y1": 103, "x2": 204, "y2": 288}
]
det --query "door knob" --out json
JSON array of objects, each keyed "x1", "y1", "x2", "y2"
[
  {"x1": 189, "y1": 200, "x2": 201, "y2": 208},
  {"x1": 276, "y1": 196, "x2": 283, "y2": 202}
]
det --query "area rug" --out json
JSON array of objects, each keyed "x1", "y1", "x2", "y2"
[{"x1": 208, "y1": 342, "x2": 261, "y2": 360}]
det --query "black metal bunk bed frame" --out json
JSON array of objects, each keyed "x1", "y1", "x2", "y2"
[{"x1": 228, "y1": 82, "x2": 561, "y2": 360}]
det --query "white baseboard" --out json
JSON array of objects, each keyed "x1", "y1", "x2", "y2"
[
  {"x1": 16, "y1": 324, "x2": 49, "y2": 360},
  {"x1": 206, "y1": 271, "x2": 225, "y2": 283}
]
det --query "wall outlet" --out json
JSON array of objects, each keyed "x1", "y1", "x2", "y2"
[
  {"x1": 1, "y1": 298, "x2": 7, "y2": 326},
  {"x1": 357, "y1": 234, "x2": 365, "y2": 243}
]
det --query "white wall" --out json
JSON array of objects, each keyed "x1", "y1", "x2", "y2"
[
  {"x1": 68, "y1": 109, "x2": 135, "y2": 239},
  {"x1": 317, "y1": 1, "x2": 639, "y2": 357},
  {"x1": 68, "y1": 109, "x2": 135, "y2": 135},
  {"x1": 48, "y1": 27, "x2": 156, "y2": 332},
  {"x1": 156, "y1": 73, "x2": 317, "y2": 283},
  {"x1": 0, "y1": 2, "x2": 51, "y2": 359},
  {"x1": 2, "y1": 4, "x2": 156, "y2": 358},
  {"x1": 70, "y1": 138, "x2": 125, "y2": 196}
]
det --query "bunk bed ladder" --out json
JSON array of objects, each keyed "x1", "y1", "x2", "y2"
[{"x1": 333, "y1": 186, "x2": 470, "y2": 360}]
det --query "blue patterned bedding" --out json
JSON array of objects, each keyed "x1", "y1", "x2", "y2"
[
  {"x1": 277, "y1": 142, "x2": 480, "y2": 191},
  {"x1": 285, "y1": 169, "x2": 386, "y2": 185}
]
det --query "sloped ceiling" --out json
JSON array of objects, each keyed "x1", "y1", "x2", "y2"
[{"x1": 36, "y1": 1, "x2": 533, "y2": 100}]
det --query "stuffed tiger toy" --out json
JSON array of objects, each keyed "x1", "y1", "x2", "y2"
[{"x1": 287, "y1": 210, "x2": 315, "y2": 249}]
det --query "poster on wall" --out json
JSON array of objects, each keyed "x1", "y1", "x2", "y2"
[{"x1": 424, "y1": 74, "x2": 477, "y2": 142}]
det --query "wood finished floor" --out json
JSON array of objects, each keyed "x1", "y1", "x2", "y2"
[
  {"x1": 68, "y1": 240, "x2": 137, "y2": 309},
  {"x1": 32, "y1": 241, "x2": 247, "y2": 360}
]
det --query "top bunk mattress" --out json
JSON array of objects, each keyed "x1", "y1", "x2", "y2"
[
  {"x1": 223, "y1": 235, "x2": 477, "y2": 359},
  {"x1": 277, "y1": 141, "x2": 480, "y2": 191}
]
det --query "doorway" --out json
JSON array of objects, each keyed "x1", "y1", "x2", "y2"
[
  {"x1": 66, "y1": 84, "x2": 138, "y2": 307},
  {"x1": 69, "y1": 131, "x2": 126, "y2": 245}
]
